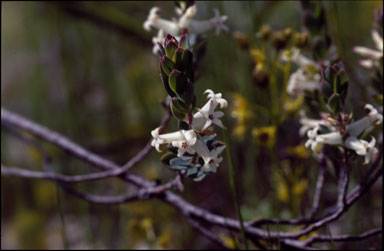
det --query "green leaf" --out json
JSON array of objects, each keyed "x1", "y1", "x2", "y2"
[
  {"x1": 182, "y1": 83, "x2": 194, "y2": 106},
  {"x1": 186, "y1": 167, "x2": 198, "y2": 177},
  {"x1": 327, "y1": 93, "x2": 343, "y2": 114},
  {"x1": 160, "y1": 152, "x2": 177, "y2": 165},
  {"x1": 171, "y1": 98, "x2": 188, "y2": 120},
  {"x1": 338, "y1": 81, "x2": 348, "y2": 105},
  {"x1": 193, "y1": 171, "x2": 207, "y2": 182},
  {"x1": 165, "y1": 40, "x2": 178, "y2": 59},
  {"x1": 183, "y1": 50, "x2": 194, "y2": 80},
  {"x1": 170, "y1": 157, "x2": 192, "y2": 170},
  {"x1": 169, "y1": 69, "x2": 187, "y2": 96},
  {"x1": 161, "y1": 56, "x2": 175, "y2": 76},
  {"x1": 160, "y1": 65, "x2": 176, "y2": 97},
  {"x1": 173, "y1": 48, "x2": 186, "y2": 71},
  {"x1": 179, "y1": 33, "x2": 190, "y2": 49},
  {"x1": 157, "y1": 42, "x2": 165, "y2": 56}
]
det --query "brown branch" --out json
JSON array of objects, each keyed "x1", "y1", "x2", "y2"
[
  {"x1": 2, "y1": 107, "x2": 382, "y2": 246},
  {"x1": 308, "y1": 154, "x2": 326, "y2": 219},
  {"x1": 1, "y1": 107, "x2": 157, "y2": 187},
  {"x1": 2, "y1": 108, "x2": 171, "y2": 183}
]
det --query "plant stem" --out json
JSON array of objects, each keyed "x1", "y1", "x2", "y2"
[
  {"x1": 223, "y1": 129, "x2": 249, "y2": 250},
  {"x1": 56, "y1": 185, "x2": 69, "y2": 250}
]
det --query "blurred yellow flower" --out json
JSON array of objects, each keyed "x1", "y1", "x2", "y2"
[
  {"x1": 277, "y1": 180, "x2": 289, "y2": 203},
  {"x1": 231, "y1": 94, "x2": 254, "y2": 137},
  {"x1": 273, "y1": 172, "x2": 289, "y2": 203},
  {"x1": 250, "y1": 48, "x2": 265, "y2": 64},
  {"x1": 252, "y1": 126, "x2": 277, "y2": 148},
  {"x1": 158, "y1": 230, "x2": 173, "y2": 249},
  {"x1": 219, "y1": 233, "x2": 236, "y2": 249},
  {"x1": 285, "y1": 145, "x2": 310, "y2": 159},
  {"x1": 283, "y1": 96, "x2": 304, "y2": 114},
  {"x1": 293, "y1": 179, "x2": 308, "y2": 197}
]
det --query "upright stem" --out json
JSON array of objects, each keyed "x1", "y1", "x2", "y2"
[
  {"x1": 56, "y1": 185, "x2": 69, "y2": 249},
  {"x1": 223, "y1": 130, "x2": 249, "y2": 250}
]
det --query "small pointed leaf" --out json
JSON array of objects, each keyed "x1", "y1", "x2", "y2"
[{"x1": 169, "y1": 69, "x2": 187, "y2": 95}]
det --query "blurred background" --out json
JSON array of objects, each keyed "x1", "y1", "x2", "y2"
[{"x1": 1, "y1": 1, "x2": 382, "y2": 249}]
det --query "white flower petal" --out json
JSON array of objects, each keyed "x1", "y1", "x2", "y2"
[{"x1": 372, "y1": 30, "x2": 383, "y2": 51}]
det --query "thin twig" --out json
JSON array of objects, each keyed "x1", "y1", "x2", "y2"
[
  {"x1": 187, "y1": 218, "x2": 231, "y2": 250},
  {"x1": 304, "y1": 228, "x2": 382, "y2": 245},
  {"x1": 308, "y1": 154, "x2": 326, "y2": 219}
]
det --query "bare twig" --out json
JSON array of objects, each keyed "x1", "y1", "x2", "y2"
[
  {"x1": 1, "y1": 108, "x2": 159, "y2": 187},
  {"x1": 2, "y1": 109, "x2": 171, "y2": 183},
  {"x1": 337, "y1": 152, "x2": 350, "y2": 208},
  {"x1": 303, "y1": 228, "x2": 382, "y2": 245},
  {"x1": 187, "y1": 218, "x2": 231, "y2": 250},
  {"x1": 308, "y1": 154, "x2": 326, "y2": 219}
]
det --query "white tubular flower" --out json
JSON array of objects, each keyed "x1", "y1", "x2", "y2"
[
  {"x1": 178, "y1": 5, "x2": 198, "y2": 29},
  {"x1": 151, "y1": 128, "x2": 197, "y2": 155},
  {"x1": 346, "y1": 104, "x2": 383, "y2": 137},
  {"x1": 152, "y1": 29, "x2": 166, "y2": 55},
  {"x1": 202, "y1": 154, "x2": 223, "y2": 173},
  {"x1": 287, "y1": 68, "x2": 321, "y2": 96},
  {"x1": 281, "y1": 48, "x2": 321, "y2": 96},
  {"x1": 171, "y1": 130, "x2": 197, "y2": 158},
  {"x1": 191, "y1": 140, "x2": 223, "y2": 172},
  {"x1": 144, "y1": 5, "x2": 228, "y2": 54},
  {"x1": 305, "y1": 127, "x2": 320, "y2": 153},
  {"x1": 191, "y1": 139, "x2": 211, "y2": 160},
  {"x1": 345, "y1": 136, "x2": 378, "y2": 164},
  {"x1": 353, "y1": 46, "x2": 382, "y2": 59},
  {"x1": 353, "y1": 30, "x2": 383, "y2": 68},
  {"x1": 372, "y1": 29, "x2": 383, "y2": 52},
  {"x1": 204, "y1": 89, "x2": 228, "y2": 109},
  {"x1": 282, "y1": 48, "x2": 317, "y2": 68},
  {"x1": 192, "y1": 100, "x2": 225, "y2": 131},
  {"x1": 143, "y1": 7, "x2": 180, "y2": 35},
  {"x1": 305, "y1": 127, "x2": 343, "y2": 153},
  {"x1": 299, "y1": 117, "x2": 332, "y2": 136},
  {"x1": 203, "y1": 146, "x2": 224, "y2": 173},
  {"x1": 188, "y1": 9, "x2": 229, "y2": 35}
]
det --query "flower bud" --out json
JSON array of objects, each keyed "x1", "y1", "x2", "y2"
[
  {"x1": 252, "y1": 64, "x2": 269, "y2": 88},
  {"x1": 233, "y1": 31, "x2": 251, "y2": 50},
  {"x1": 258, "y1": 24, "x2": 272, "y2": 40},
  {"x1": 272, "y1": 31, "x2": 288, "y2": 50},
  {"x1": 283, "y1": 28, "x2": 293, "y2": 40},
  {"x1": 293, "y1": 32, "x2": 309, "y2": 48}
]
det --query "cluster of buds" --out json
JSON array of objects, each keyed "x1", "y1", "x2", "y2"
[
  {"x1": 143, "y1": 1, "x2": 228, "y2": 54},
  {"x1": 151, "y1": 34, "x2": 227, "y2": 181},
  {"x1": 304, "y1": 104, "x2": 382, "y2": 164}
]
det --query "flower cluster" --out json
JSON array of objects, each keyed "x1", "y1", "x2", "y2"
[
  {"x1": 281, "y1": 48, "x2": 322, "y2": 96},
  {"x1": 150, "y1": 34, "x2": 227, "y2": 181},
  {"x1": 353, "y1": 29, "x2": 383, "y2": 69},
  {"x1": 143, "y1": 2, "x2": 228, "y2": 54},
  {"x1": 151, "y1": 89, "x2": 227, "y2": 181},
  {"x1": 304, "y1": 104, "x2": 382, "y2": 164}
]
